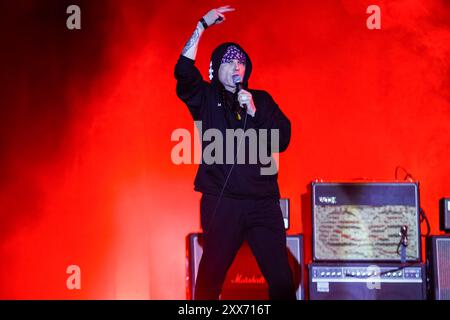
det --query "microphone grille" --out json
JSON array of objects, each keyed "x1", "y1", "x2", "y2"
[{"x1": 232, "y1": 74, "x2": 242, "y2": 84}]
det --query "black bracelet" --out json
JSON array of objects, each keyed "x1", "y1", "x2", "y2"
[{"x1": 199, "y1": 18, "x2": 208, "y2": 30}]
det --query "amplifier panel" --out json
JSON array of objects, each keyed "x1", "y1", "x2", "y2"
[{"x1": 309, "y1": 263, "x2": 426, "y2": 300}]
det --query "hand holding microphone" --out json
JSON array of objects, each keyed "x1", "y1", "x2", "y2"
[{"x1": 232, "y1": 75, "x2": 256, "y2": 117}]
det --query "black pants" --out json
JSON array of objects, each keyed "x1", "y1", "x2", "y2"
[{"x1": 194, "y1": 193, "x2": 296, "y2": 300}]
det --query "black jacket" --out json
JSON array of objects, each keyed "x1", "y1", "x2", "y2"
[{"x1": 174, "y1": 42, "x2": 291, "y2": 199}]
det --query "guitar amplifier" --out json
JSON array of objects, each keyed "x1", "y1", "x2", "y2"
[
  {"x1": 426, "y1": 236, "x2": 450, "y2": 300},
  {"x1": 186, "y1": 233, "x2": 304, "y2": 300},
  {"x1": 311, "y1": 182, "x2": 421, "y2": 262},
  {"x1": 309, "y1": 263, "x2": 426, "y2": 300}
]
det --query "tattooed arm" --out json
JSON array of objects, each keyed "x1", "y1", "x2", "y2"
[
  {"x1": 181, "y1": 6, "x2": 235, "y2": 60},
  {"x1": 181, "y1": 22, "x2": 205, "y2": 60},
  {"x1": 175, "y1": 6, "x2": 235, "y2": 119}
]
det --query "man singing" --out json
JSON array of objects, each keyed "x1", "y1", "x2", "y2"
[{"x1": 174, "y1": 6, "x2": 295, "y2": 300}]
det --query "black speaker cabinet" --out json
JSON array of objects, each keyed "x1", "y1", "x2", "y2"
[
  {"x1": 186, "y1": 233, "x2": 304, "y2": 300},
  {"x1": 427, "y1": 235, "x2": 450, "y2": 300},
  {"x1": 309, "y1": 263, "x2": 426, "y2": 300}
]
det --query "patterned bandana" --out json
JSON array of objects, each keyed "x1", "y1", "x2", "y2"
[{"x1": 220, "y1": 45, "x2": 246, "y2": 65}]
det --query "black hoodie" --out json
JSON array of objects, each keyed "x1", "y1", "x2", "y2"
[{"x1": 174, "y1": 42, "x2": 291, "y2": 199}]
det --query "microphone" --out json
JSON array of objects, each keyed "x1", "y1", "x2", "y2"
[
  {"x1": 400, "y1": 225, "x2": 408, "y2": 247},
  {"x1": 398, "y1": 225, "x2": 408, "y2": 263},
  {"x1": 232, "y1": 74, "x2": 247, "y2": 111}
]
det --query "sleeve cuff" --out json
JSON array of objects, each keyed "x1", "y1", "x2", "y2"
[
  {"x1": 175, "y1": 55, "x2": 197, "y2": 78},
  {"x1": 179, "y1": 54, "x2": 195, "y2": 63}
]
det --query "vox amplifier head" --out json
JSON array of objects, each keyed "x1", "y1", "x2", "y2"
[{"x1": 311, "y1": 182, "x2": 421, "y2": 262}]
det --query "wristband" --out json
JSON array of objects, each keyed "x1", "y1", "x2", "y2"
[{"x1": 199, "y1": 17, "x2": 208, "y2": 30}]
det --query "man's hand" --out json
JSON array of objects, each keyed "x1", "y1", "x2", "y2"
[
  {"x1": 182, "y1": 6, "x2": 233, "y2": 59},
  {"x1": 237, "y1": 89, "x2": 256, "y2": 117},
  {"x1": 201, "y1": 5, "x2": 235, "y2": 29}
]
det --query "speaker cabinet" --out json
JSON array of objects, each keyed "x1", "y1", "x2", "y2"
[
  {"x1": 427, "y1": 235, "x2": 450, "y2": 300},
  {"x1": 186, "y1": 233, "x2": 304, "y2": 300}
]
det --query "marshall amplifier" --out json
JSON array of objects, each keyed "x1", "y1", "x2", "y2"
[
  {"x1": 309, "y1": 263, "x2": 426, "y2": 300},
  {"x1": 311, "y1": 182, "x2": 421, "y2": 262},
  {"x1": 426, "y1": 236, "x2": 450, "y2": 300},
  {"x1": 186, "y1": 233, "x2": 304, "y2": 300}
]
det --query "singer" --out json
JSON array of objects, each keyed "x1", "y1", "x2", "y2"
[{"x1": 174, "y1": 6, "x2": 294, "y2": 300}]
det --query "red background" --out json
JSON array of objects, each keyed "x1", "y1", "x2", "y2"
[{"x1": 0, "y1": 0, "x2": 449, "y2": 299}]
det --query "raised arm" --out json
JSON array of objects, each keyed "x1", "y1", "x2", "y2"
[
  {"x1": 181, "y1": 6, "x2": 235, "y2": 60},
  {"x1": 175, "y1": 6, "x2": 235, "y2": 119}
]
